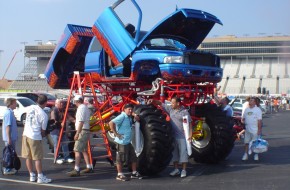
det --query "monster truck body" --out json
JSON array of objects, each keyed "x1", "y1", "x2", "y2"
[{"x1": 44, "y1": 0, "x2": 234, "y2": 175}]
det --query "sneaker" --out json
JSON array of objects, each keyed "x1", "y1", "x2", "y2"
[
  {"x1": 180, "y1": 170, "x2": 187, "y2": 178},
  {"x1": 169, "y1": 169, "x2": 180, "y2": 177},
  {"x1": 56, "y1": 159, "x2": 64, "y2": 164},
  {"x1": 116, "y1": 174, "x2": 129, "y2": 181},
  {"x1": 37, "y1": 176, "x2": 52, "y2": 183},
  {"x1": 66, "y1": 158, "x2": 74, "y2": 163},
  {"x1": 254, "y1": 154, "x2": 259, "y2": 161},
  {"x1": 80, "y1": 168, "x2": 94, "y2": 174},
  {"x1": 242, "y1": 153, "x2": 248, "y2": 161},
  {"x1": 3, "y1": 168, "x2": 15, "y2": 175},
  {"x1": 131, "y1": 171, "x2": 143, "y2": 179},
  {"x1": 30, "y1": 173, "x2": 36, "y2": 182},
  {"x1": 67, "y1": 169, "x2": 80, "y2": 177}
]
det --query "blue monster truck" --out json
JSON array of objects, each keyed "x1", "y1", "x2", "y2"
[{"x1": 45, "y1": 0, "x2": 234, "y2": 175}]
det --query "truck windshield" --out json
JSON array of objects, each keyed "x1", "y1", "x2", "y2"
[{"x1": 142, "y1": 38, "x2": 186, "y2": 51}]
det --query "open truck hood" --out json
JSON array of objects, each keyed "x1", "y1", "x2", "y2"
[
  {"x1": 138, "y1": 8, "x2": 222, "y2": 49},
  {"x1": 92, "y1": 7, "x2": 222, "y2": 65}
]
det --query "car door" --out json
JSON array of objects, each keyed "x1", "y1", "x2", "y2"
[{"x1": 0, "y1": 98, "x2": 6, "y2": 120}]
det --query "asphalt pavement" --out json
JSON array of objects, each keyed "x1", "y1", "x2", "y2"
[{"x1": 0, "y1": 110, "x2": 289, "y2": 190}]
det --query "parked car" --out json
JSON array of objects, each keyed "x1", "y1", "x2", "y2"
[
  {"x1": 259, "y1": 99, "x2": 268, "y2": 114},
  {"x1": 0, "y1": 96, "x2": 51, "y2": 125},
  {"x1": 232, "y1": 102, "x2": 243, "y2": 112},
  {"x1": 16, "y1": 92, "x2": 56, "y2": 108},
  {"x1": 230, "y1": 97, "x2": 266, "y2": 115},
  {"x1": 230, "y1": 98, "x2": 247, "y2": 105}
]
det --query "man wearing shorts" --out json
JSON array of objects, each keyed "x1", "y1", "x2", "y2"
[
  {"x1": 150, "y1": 97, "x2": 192, "y2": 178},
  {"x1": 22, "y1": 95, "x2": 51, "y2": 183},
  {"x1": 109, "y1": 103, "x2": 142, "y2": 181},
  {"x1": 50, "y1": 99, "x2": 74, "y2": 164},
  {"x1": 67, "y1": 95, "x2": 92, "y2": 177},
  {"x1": 241, "y1": 97, "x2": 262, "y2": 161}
]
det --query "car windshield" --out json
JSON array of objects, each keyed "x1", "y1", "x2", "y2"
[
  {"x1": 141, "y1": 38, "x2": 186, "y2": 51},
  {"x1": 46, "y1": 94, "x2": 56, "y2": 101},
  {"x1": 233, "y1": 103, "x2": 242, "y2": 108},
  {"x1": 18, "y1": 98, "x2": 36, "y2": 107}
]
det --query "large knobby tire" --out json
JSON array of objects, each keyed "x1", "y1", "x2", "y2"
[
  {"x1": 191, "y1": 103, "x2": 235, "y2": 163},
  {"x1": 133, "y1": 105, "x2": 173, "y2": 175}
]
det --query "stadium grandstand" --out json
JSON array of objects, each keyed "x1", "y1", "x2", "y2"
[
  {"x1": 8, "y1": 41, "x2": 55, "y2": 91},
  {"x1": 200, "y1": 35, "x2": 290, "y2": 96},
  {"x1": 6, "y1": 35, "x2": 290, "y2": 96}
]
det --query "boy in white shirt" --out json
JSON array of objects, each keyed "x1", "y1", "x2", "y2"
[{"x1": 241, "y1": 97, "x2": 262, "y2": 161}]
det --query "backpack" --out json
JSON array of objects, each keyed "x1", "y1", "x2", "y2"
[{"x1": 2, "y1": 145, "x2": 21, "y2": 170}]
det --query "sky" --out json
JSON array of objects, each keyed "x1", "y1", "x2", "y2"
[{"x1": 0, "y1": 0, "x2": 290, "y2": 80}]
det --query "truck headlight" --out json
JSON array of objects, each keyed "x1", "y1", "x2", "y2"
[{"x1": 163, "y1": 56, "x2": 183, "y2": 63}]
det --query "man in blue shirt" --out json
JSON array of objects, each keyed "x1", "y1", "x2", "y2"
[
  {"x1": 220, "y1": 97, "x2": 233, "y2": 117},
  {"x1": 109, "y1": 103, "x2": 142, "y2": 181},
  {"x1": 2, "y1": 98, "x2": 18, "y2": 175}
]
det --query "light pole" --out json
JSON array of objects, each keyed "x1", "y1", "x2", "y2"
[{"x1": 20, "y1": 41, "x2": 28, "y2": 69}]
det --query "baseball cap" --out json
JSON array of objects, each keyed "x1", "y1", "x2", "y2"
[{"x1": 73, "y1": 94, "x2": 83, "y2": 101}]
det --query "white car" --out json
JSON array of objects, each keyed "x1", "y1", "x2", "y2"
[
  {"x1": 0, "y1": 96, "x2": 51, "y2": 125},
  {"x1": 259, "y1": 99, "x2": 268, "y2": 114},
  {"x1": 232, "y1": 102, "x2": 243, "y2": 112}
]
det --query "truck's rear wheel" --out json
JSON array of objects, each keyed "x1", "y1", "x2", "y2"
[
  {"x1": 133, "y1": 105, "x2": 173, "y2": 175},
  {"x1": 192, "y1": 103, "x2": 235, "y2": 163}
]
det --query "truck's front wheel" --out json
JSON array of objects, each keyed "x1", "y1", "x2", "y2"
[{"x1": 133, "y1": 105, "x2": 173, "y2": 175}]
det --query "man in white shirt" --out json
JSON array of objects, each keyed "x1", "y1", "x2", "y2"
[
  {"x1": 241, "y1": 97, "x2": 262, "y2": 161},
  {"x1": 22, "y1": 95, "x2": 52, "y2": 183},
  {"x1": 68, "y1": 95, "x2": 92, "y2": 177}
]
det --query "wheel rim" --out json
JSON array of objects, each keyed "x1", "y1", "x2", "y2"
[
  {"x1": 107, "y1": 129, "x2": 144, "y2": 157},
  {"x1": 107, "y1": 131, "x2": 115, "y2": 139},
  {"x1": 131, "y1": 127, "x2": 144, "y2": 157},
  {"x1": 191, "y1": 122, "x2": 211, "y2": 149}
]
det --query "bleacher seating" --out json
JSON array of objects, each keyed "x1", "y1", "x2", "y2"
[
  {"x1": 8, "y1": 59, "x2": 53, "y2": 91},
  {"x1": 222, "y1": 59, "x2": 239, "y2": 78},
  {"x1": 9, "y1": 79, "x2": 53, "y2": 91},
  {"x1": 280, "y1": 79, "x2": 290, "y2": 94},
  {"x1": 271, "y1": 60, "x2": 283, "y2": 77},
  {"x1": 243, "y1": 78, "x2": 260, "y2": 94},
  {"x1": 255, "y1": 58, "x2": 268, "y2": 79},
  {"x1": 224, "y1": 78, "x2": 241, "y2": 94},
  {"x1": 262, "y1": 78, "x2": 278, "y2": 94},
  {"x1": 239, "y1": 59, "x2": 254, "y2": 78},
  {"x1": 221, "y1": 57, "x2": 290, "y2": 94}
]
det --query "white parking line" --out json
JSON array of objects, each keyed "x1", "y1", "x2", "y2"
[{"x1": 0, "y1": 178, "x2": 102, "y2": 190}]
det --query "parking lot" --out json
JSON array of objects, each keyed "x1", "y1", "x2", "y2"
[{"x1": 0, "y1": 110, "x2": 289, "y2": 190}]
